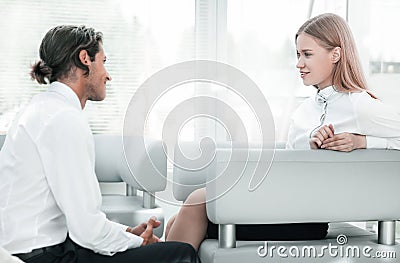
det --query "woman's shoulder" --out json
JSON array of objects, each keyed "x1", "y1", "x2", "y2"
[
  {"x1": 348, "y1": 90, "x2": 382, "y2": 117},
  {"x1": 348, "y1": 90, "x2": 376, "y2": 105}
]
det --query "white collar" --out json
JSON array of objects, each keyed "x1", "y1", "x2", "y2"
[
  {"x1": 315, "y1": 85, "x2": 342, "y2": 104},
  {"x1": 47, "y1": 81, "x2": 82, "y2": 110}
]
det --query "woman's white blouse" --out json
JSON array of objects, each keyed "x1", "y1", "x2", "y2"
[{"x1": 286, "y1": 86, "x2": 400, "y2": 149}]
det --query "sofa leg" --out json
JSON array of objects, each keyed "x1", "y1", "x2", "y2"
[
  {"x1": 219, "y1": 224, "x2": 236, "y2": 248},
  {"x1": 378, "y1": 221, "x2": 396, "y2": 245},
  {"x1": 143, "y1": 192, "x2": 156, "y2": 209},
  {"x1": 126, "y1": 185, "x2": 137, "y2": 196}
]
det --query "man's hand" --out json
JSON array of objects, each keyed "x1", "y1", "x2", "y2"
[
  {"x1": 126, "y1": 218, "x2": 161, "y2": 236},
  {"x1": 139, "y1": 216, "x2": 161, "y2": 246}
]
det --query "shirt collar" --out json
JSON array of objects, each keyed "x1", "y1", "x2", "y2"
[
  {"x1": 47, "y1": 81, "x2": 82, "y2": 110},
  {"x1": 315, "y1": 85, "x2": 342, "y2": 104},
  {"x1": 318, "y1": 85, "x2": 336, "y2": 97}
]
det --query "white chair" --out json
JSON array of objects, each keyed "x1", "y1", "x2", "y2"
[
  {"x1": 94, "y1": 134, "x2": 167, "y2": 237},
  {"x1": 173, "y1": 142, "x2": 400, "y2": 263}
]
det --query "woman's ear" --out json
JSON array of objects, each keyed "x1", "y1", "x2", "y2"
[
  {"x1": 331, "y1": 47, "x2": 341, "y2": 63},
  {"x1": 79, "y1": 49, "x2": 90, "y2": 66}
]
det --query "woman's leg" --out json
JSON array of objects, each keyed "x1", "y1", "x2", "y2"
[
  {"x1": 164, "y1": 214, "x2": 177, "y2": 240},
  {"x1": 166, "y1": 188, "x2": 208, "y2": 251}
]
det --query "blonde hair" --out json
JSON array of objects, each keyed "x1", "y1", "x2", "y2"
[{"x1": 296, "y1": 13, "x2": 370, "y2": 94}]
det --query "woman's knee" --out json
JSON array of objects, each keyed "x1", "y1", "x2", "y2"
[{"x1": 184, "y1": 188, "x2": 206, "y2": 205}]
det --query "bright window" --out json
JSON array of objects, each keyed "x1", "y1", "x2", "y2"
[
  {"x1": 0, "y1": 0, "x2": 398, "y2": 142},
  {"x1": 0, "y1": 0, "x2": 195, "y2": 135}
]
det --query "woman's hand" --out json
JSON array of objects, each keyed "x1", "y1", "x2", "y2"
[
  {"x1": 310, "y1": 124, "x2": 366, "y2": 152},
  {"x1": 310, "y1": 124, "x2": 334, "y2": 149},
  {"x1": 321, "y1": 132, "x2": 366, "y2": 152}
]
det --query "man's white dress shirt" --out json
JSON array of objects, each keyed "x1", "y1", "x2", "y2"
[
  {"x1": 0, "y1": 247, "x2": 23, "y2": 263},
  {"x1": 0, "y1": 82, "x2": 143, "y2": 255},
  {"x1": 286, "y1": 86, "x2": 400, "y2": 149}
]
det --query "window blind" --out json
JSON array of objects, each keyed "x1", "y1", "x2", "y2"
[{"x1": 0, "y1": 0, "x2": 195, "y2": 135}]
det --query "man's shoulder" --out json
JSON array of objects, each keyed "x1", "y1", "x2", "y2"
[
  {"x1": 35, "y1": 90, "x2": 79, "y2": 109},
  {"x1": 20, "y1": 92, "x2": 87, "y2": 137}
]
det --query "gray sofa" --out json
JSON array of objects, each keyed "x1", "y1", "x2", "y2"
[{"x1": 173, "y1": 142, "x2": 400, "y2": 262}]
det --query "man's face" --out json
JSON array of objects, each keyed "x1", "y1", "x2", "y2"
[{"x1": 86, "y1": 43, "x2": 111, "y2": 101}]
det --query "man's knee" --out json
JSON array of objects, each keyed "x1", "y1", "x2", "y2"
[{"x1": 167, "y1": 241, "x2": 199, "y2": 263}]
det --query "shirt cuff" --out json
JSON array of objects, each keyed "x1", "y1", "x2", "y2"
[
  {"x1": 117, "y1": 223, "x2": 144, "y2": 249},
  {"x1": 366, "y1": 136, "x2": 387, "y2": 149}
]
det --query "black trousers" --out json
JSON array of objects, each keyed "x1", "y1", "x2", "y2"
[
  {"x1": 207, "y1": 222, "x2": 329, "y2": 241},
  {"x1": 15, "y1": 237, "x2": 199, "y2": 263}
]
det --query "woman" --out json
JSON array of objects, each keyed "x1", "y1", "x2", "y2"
[
  {"x1": 289, "y1": 13, "x2": 400, "y2": 151},
  {"x1": 165, "y1": 13, "x2": 400, "y2": 251}
]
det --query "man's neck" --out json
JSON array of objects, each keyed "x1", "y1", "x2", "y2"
[{"x1": 57, "y1": 78, "x2": 87, "y2": 109}]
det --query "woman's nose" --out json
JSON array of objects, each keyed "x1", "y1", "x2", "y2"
[{"x1": 296, "y1": 58, "x2": 304, "y2": 69}]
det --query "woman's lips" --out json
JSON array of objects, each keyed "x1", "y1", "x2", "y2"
[{"x1": 300, "y1": 72, "x2": 309, "y2": 78}]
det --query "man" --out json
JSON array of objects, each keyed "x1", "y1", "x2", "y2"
[
  {"x1": 0, "y1": 25, "x2": 198, "y2": 263},
  {"x1": 0, "y1": 247, "x2": 23, "y2": 263}
]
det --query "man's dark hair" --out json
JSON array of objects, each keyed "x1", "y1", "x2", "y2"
[{"x1": 30, "y1": 25, "x2": 103, "y2": 84}]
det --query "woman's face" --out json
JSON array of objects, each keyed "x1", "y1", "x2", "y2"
[{"x1": 296, "y1": 33, "x2": 337, "y2": 89}]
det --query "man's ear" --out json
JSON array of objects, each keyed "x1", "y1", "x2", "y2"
[
  {"x1": 79, "y1": 49, "x2": 91, "y2": 66},
  {"x1": 331, "y1": 47, "x2": 341, "y2": 63}
]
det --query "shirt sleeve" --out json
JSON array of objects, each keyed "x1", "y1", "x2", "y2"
[
  {"x1": 366, "y1": 136, "x2": 400, "y2": 149},
  {"x1": 354, "y1": 94, "x2": 400, "y2": 150},
  {"x1": 36, "y1": 109, "x2": 143, "y2": 255}
]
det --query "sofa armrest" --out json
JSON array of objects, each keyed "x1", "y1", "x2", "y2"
[{"x1": 95, "y1": 134, "x2": 167, "y2": 192}]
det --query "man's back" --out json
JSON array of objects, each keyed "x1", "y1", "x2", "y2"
[{"x1": 0, "y1": 83, "x2": 88, "y2": 253}]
